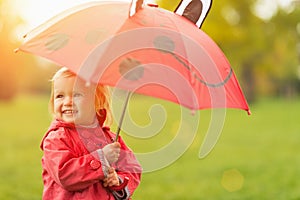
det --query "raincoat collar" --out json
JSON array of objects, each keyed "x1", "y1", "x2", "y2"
[{"x1": 40, "y1": 109, "x2": 108, "y2": 150}]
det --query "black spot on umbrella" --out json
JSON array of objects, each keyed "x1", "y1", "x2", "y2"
[
  {"x1": 153, "y1": 35, "x2": 175, "y2": 53},
  {"x1": 85, "y1": 29, "x2": 106, "y2": 45},
  {"x1": 119, "y1": 58, "x2": 144, "y2": 81},
  {"x1": 45, "y1": 33, "x2": 69, "y2": 51}
]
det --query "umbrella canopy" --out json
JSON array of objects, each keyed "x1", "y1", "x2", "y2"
[{"x1": 17, "y1": 0, "x2": 250, "y2": 115}]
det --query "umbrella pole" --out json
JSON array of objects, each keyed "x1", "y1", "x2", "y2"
[{"x1": 115, "y1": 90, "x2": 131, "y2": 142}]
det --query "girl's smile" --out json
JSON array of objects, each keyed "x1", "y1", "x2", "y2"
[
  {"x1": 62, "y1": 108, "x2": 78, "y2": 115},
  {"x1": 61, "y1": 108, "x2": 78, "y2": 120}
]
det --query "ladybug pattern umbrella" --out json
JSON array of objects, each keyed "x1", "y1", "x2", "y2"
[{"x1": 17, "y1": 0, "x2": 250, "y2": 141}]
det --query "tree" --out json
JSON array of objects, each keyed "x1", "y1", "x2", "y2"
[{"x1": 267, "y1": 6, "x2": 300, "y2": 97}]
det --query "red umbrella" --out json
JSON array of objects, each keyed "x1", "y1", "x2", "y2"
[{"x1": 17, "y1": 0, "x2": 250, "y2": 140}]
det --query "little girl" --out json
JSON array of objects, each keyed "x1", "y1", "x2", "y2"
[{"x1": 40, "y1": 67, "x2": 142, "y2": 200}]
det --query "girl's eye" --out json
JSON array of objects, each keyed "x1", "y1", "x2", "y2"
[
  {"x1": 55, "y1": 94, "x2": 63, "y2": 99},
  {"x1": 73, "y1": 93, "x2": 82, "y2": 98}
]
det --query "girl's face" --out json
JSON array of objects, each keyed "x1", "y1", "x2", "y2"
[{"x1": 53, "y1": 76, "x2": 96, "y2": 125}]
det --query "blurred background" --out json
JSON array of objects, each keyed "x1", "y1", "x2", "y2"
[{"x1": 1, "y1": 0, "x2": 300, "y2": 199}]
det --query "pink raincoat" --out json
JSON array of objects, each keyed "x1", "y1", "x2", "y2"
[{"x1": 40, "y1": 119, "x2": 142, "y2": 200}]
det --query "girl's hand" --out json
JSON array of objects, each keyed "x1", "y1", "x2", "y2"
[
  {"x1": 102, "y1": 142, "x2": 121, "y2": 164},
  {"x1": 103, "y1": 167, "x2": 120, "y2": 187}
]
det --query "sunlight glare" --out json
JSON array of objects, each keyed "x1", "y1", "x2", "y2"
[
  {"x1": 13, "y1": 0, "x2": 156, "y2": 31},
  {"x1": 253, "y1": 0, "x2": 293, "y2": 21},
  {"x1": 14, "y1": 0, "x2": 119, "y2": 29}
]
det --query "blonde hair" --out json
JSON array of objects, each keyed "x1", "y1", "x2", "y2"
[{"x1": 49, "y1": 67, "x2": 112, "y2": 125}]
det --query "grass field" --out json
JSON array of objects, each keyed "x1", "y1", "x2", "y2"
[{"x1": 0, "y1": 94, "x2": 299, "y2": 199}]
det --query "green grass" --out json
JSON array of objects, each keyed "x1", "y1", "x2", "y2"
[
  {"x1": 0, "y1": 95, "x2": 300, "y2": 199},
  {"x1": 0, "y1": 95, "x2": 50, "y2": 199}
]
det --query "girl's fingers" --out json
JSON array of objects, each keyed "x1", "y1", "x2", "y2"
[
  {"x1": 103, "y1": 168, "x2": 119, "y2": 187},
  {"x1": 103, "y1": 182, "x2": 108, "y2": 187},
  {"x1": 108, "y1": 167, "x2": 115, "y2": 173},
  {"x1": 109, "y1": 179, "x2": 119, "y2": 187},
  {"x1": 103, "y1": 177, "x2": 119, "y2": 187}
]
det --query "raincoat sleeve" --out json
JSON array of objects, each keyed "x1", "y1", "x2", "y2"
[{"x1": 42, "y1": 128, "x2": 106, "y2": 192}]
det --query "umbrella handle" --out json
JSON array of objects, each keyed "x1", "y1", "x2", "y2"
[{"x1": 115, "y1": 91, "x2": 131, "y2": 142}]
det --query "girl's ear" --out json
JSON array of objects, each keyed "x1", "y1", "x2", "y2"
[
  {"x1": 97, "y1": 109, "x2": 107, "y2": 127},
  {"x1": 174, "y1": 0, "x2": 212, "y2": 28}
]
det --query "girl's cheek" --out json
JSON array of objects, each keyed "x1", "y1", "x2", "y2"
[
  {"x1": 79, "y1": 98, "x2": 92, "y2": 105},
  {"x1": 54, "y1": 99, "x2": 62, "y2": 110},
  {"x1": 53, "y1": 101, "x2": 59, "y2": 108},
  {"x1": 72, "y1": 99, "x2": 81, "y2": 107}
]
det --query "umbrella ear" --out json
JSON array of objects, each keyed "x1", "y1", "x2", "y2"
[
  {"x1": 174, "y1": 0, "x2": 212, "y2": 28},
  {"x1": 129, "y1": 0, "x2": 144, "y2": 17}
]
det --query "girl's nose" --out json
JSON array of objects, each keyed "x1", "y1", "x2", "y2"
[{"x1": 64, "y1": 96, "x2": 73, "y2": 106}]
